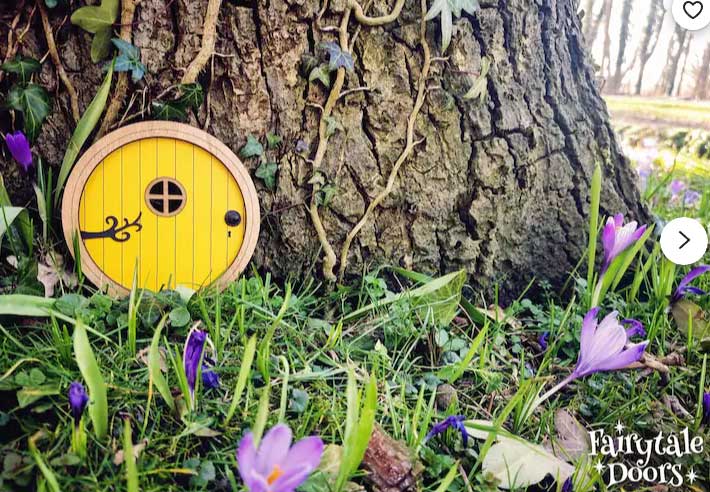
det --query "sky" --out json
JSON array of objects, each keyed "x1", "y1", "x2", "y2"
[{"x1": 585, "y1": 0, "x2": 710, "y2": 96}]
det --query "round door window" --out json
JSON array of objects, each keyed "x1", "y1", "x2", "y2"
[{"x1": 145, "y1": 177, "x2": 187, "y2": 216}]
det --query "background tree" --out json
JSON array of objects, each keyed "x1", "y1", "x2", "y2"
[
  {"x1": 693, "y1": 43, "x2": 710, "y2": 99},
  {"x1": 658, "y1": 24, "x2": 689, "y2": 96},
  {"x1": 599, "y1": 0, "x2": 614, "y2": 77},
  {"x1": 607, "y1": 0, "x2": 633, "y2": 93},
  {"x1": 0, "y1": 0, "x2": 645, "y2": 299},
  {"x1": 634, "y1": 0, "x2": 665, "y2": 95}
]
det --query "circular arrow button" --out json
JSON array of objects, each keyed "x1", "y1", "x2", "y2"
[{"x1": 660, "y1": 217, "x2": 708, "y2": 265}]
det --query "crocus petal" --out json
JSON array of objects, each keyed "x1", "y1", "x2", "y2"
[
  {"x1": 672, "y1": 265, "x2": 710, "y2": 303},
  {"x1": 622, "y1": 319, "x2": 646, "y2": 339},
  {"x1": 244, "y1": 469, "x2": 269, "y2": 492},
  {"x1": 4, "y1": 131, "x2": 32, "y2": 171},
  {"x1": 68, "y1": 381, "x2": 89, "y2": 425},
  {"x1": 282, "y1": 436, "x2": 324, "y2": 474},
  {"x1": 255, "y1": 423, "x2": 292, "y2": 475},
  {"x1": 579, "y1": 307, "x2": 600, "y2": 357},
  {"x1": 183, "y1": 329, "x2": 207, "y2": 396},
  {"x1": 613, "y1": 213, "x2": 624, "y2": 227},
  {"x1": 703, "y1": 392, "x2": 710, "y2": 424},
  {"x1": 202, "y1": 367, "x2": 220, "y2": 389},
  {"x1": 271, "y1": 464, "x2": 315, "y2": 492},
  {"x1": 589, "y1": 341, "x2": 648, "y2": 373},
  {"x1": 237, "y1": 432, "x2": 257, "y2": 481}
]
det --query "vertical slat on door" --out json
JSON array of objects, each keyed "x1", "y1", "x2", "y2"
[
  {"x1": 193, "y1": 146, "x2": 213, "y2": 287},
  {"x1": 175, "y1": 140, "x2": 195, "y2": 288},
  {"x1": 139, "y1": 138, "x2": 158, "y2": 291},
  {"x1": 156, "y1": 138, "x2": 176, "y2": 290},
  {"x1": 81, "y1": 160, "x2": 106, "y2": 287},
  {"x1": 210, "y1": 157, "x2": 229, "y2": 278},
  {"x1": 226, "y1": 171, "x2": 245, "y2": 266},
  {"x1": 102, "y1": 149, "x2": 123, "y2": 285},
  {"x1": 121, "y1": 141, "x2": 141, "y2": 287}
]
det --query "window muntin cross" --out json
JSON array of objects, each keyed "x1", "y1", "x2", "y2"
[{"x1": 145, "y1": 177, "x2": 187, "y2": 216}]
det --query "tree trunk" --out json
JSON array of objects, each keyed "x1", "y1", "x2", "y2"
[
  {"x1": 694, "y1": 43, "x2": 710, "y2": 99},
  {"x1": 0, "y1": 0, "x2": 645, "y2": 300},
  {"x1": 635, "y1": 0, "x2": 664, "y2": 96},
  {"x1": 606, "y1": 0, "x2": 633, "y2": 93},
  {"x1": 659, "y1": 25, "x2": 688, "y2": 96},
  {"x1": 675, "y1": 41, "x2": 692, "y2": 97},
  {"x1": 599, "y1": 0, "x2": 613, "y2": 78}
]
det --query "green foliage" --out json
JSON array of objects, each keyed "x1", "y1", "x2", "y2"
[
  {"x1": 320, "y1": 42, "x2": 355, "y2": 71},
  {"x1": 151, "y1": 83, "x2": 204, "y2": 121},
  {"x1": 463, "y1": 56, "x2": 490, "y2": 103},
  {"x1": 122, "y1": 419, "x2": 139, "y2": 492},
  {"x1": 0, "y1": 294, "x2": 54, "y2": 317},
  {"x1": 225, "y1": 335, "x2": 257, "y2": 424},
  {"x1": 54, "y1": 61, "x2": 114, "y2": 206},
  {"x1": 148, "y1": 316, "x2": 175, "y2": 412},
  {"x1": 334, "y1": 371, "x2": 377, "y2": 492},
  {"x1": 239, "y1": 135, "x2": 264, "y2": 159},
  {"x1": 0, "y1": 206, "x2": 28, "y2": 251},
  {"x1": 73, "y1": 321, "x2": 108, "y2": 440},
  {"x1": 70, "y1": 0, "x2": 119, "y2": 63},
  {"x1": 425, "y1": 0, "x2": 480, "y2": 52},
  {"x1": 1, "y1": 56, "x2": 41, "y2": 83},
  {"x1": 255, "y1": 161, "x2": 278, "y2": 190},
  {"x1": 112, "y1": 38, "x2": 146, "y2": 82},
  {"x1": 6, "y1": 84, "x2": 51, "y2": 142}
]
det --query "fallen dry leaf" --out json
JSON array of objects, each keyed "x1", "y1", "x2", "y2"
[
  {"x1": 362, "y1": 425, "x2": 423, "y2": 492},
  {"x1": 662, "y1": 394, "x2": 692, "y2": 419},
  {"x1": 137, "y1": 346, "x2": 167, "y2": 372},
  {"x1": 549, "y1": 409, "x2": 590, "y2": 461},
  {"x1": 113, "y1": 439, "x2": 148, "y2": 465},
  {"x1": 37, "y1": 252, "x2": 77, "y2": 297}
]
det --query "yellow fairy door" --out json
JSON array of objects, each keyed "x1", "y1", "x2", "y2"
[{"x1": 62, "y1": 122, "x2": 260, "y2": 295}]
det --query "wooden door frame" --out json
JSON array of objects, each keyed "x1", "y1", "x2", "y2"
[{"x1": 61, "y1": 121, "x2": 260, "y2": 296}]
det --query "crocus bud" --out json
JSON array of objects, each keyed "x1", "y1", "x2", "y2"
[
  {"x1": 4, "y1": 131, "x2": 32, "y2": 172},
  {"x1": 68, "y1": 381, "x2": 89, "y2": 426}
]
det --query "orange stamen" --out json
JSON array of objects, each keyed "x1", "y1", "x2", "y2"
[{"x1": 266, "y1": 465, "x2": 284, "y2": 485}]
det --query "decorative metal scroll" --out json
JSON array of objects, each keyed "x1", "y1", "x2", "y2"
[{"x1": 80, "y1": 213, "x2": 142, "y2": 242}]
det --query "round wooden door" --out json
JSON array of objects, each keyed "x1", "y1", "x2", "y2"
[{"x1": 62, "y1": 122, "x2": 260, "y2": 296}]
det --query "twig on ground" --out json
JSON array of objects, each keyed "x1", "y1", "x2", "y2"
[
  {"x1": 0, "y1": 0, "x2": 27, "y2": 85},
  {"x1": 37, "y1": 0, "x2": 80, "y2": 124},
  {"x1": 181, "y1": 0, "x2": 222, "y2": 85}
]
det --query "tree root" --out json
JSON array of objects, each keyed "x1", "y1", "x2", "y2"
[
  {"x1": 37, "y1": 0, "x2": 80, "y2": 124},
  {"x1": 181, "y1": 0, "x2": 222, "y2": 85},
  {"x1": 95, "y1": 0, "x2": 138, "y2": 140},
  {"x1": 336, "y1": 0, "x2": 431, "y2": 282}
]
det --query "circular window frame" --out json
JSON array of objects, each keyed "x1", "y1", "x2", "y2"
[
  {"x1": 144, "y1": 176, "x2": 188, "y2": 217},
  {"x1": 61, "y1": 121, "x2": 260, "y2": 297}
]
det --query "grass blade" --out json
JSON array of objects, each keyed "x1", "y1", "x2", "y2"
[
  {"x1": 54, "y1": 61, "x2": 114, "y2": 206},
  {"x1": 586, "y1": 163, "x2": 601, "y2": 296},
  {"x1": 123, "y1": 419, "x2": 139, "y2": 492},
  {"x1": 0, "y1": 294, "x2": 55, "y2": 316},
  {"x1": 28, "y1": 432, "x2": 61, "y2": 492},
  {"x1": 73, "y1": 320, "x2": 108, "y2": 439},
  {"x1": 252, "y1": 382, "x2": 271, "y2": 447},
  {"x1": 225, "y1": 335, "x2": 257, "y2": 425},
  {"x1": 148, "y1": 315, "x2": 174, "y2": 412}
]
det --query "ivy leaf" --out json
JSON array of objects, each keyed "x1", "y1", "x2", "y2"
[
  {"x1": 9, "y1": 84, "x2": 51, "y2": 142},
  {"x1": 425, "y1": 0, "x2": 480, "y2": 52},
  {"x1": 239, "y1": 135, "x2": 264, "y2": 159},
  {"x1": 1, "y1": 56, "x2": 41, "y2": 83},
  {"x1": 255, "y1": 162, "x2": 278, "y2": 190},
  {"x1": 177, "y1": 83, "x2": 204, "y2": 109},
  {"x1": 266, "y1": 133, "x2": 282, "y2": 149},
  {"x1": 463, "y1": 56, "x2": 490, "y2": 103},
  {"x1": 309, "y1": 65, "x2": 331, "y2": 87},
  {"x1": 316, "y1": 184, "x2": 338, "y2": 207},
  {"x1": 71, "y1": 0, "x2": 119, "y2": 62},
  {"x1": 325, "y1": 116, "x2": 343, "y2": 137},
  {"x1": 45, "y1": 0, "x2": 59, "y2": 7},
  {"x1": 91, "y1": 28, "x2": 113, "y2": 63},
  {"x1": 111, "y1": 38, "x2": 146, "y2": 82},
  {"x1": 320, "y1": 42, "x2": 354, "y2": 71},
  {"x1": 151, "y1": 101, "x2": 187, "y2": 121}
]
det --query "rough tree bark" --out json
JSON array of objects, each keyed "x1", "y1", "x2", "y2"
[{"x1": 0, "y1": 0, "x2": 645, "y2": 300}]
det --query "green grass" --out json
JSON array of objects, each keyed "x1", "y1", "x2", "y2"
[
  {"x1": 606, "y1": 95, "x2": 710, "y2": 130},
  {"x1": 1, "y1": 135, "x2": 710, "y2": 490}
]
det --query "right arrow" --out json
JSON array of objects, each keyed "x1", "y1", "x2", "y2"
[{"x1": 679, "y1": 231, "x2": 691, "y2": 250}]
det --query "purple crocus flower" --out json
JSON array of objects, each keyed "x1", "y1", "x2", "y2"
[
  {"x1": 183, "y1": 328, "x2": 207, "y2": 401},
  {"x1": 537, "y1": 309, "x2": 648, "y2": 405},
  {"x1": 425, "y1": 415, "x2": 469, "y2": 447},
  {"x1": 538, "y1": 332, "x2": 549, "y2": 351},
  {"x1": 622, "y1": 319, "x2": 646, "y2": 339},
  {"x1": 685, "y1": 190, "x2": 701, "y2": 207},
  {"x1": 237, "y1": 423, "x2": 324, "y2": 492},
  {"x1": 671, "y1": 265, "x2": 710, "y2": 304},
  {"x1": 600, "y1": 214, "x2": 647, "y2": 273},
  {"x1": 670, "y1": 180, "x2": 686, "y2": 198},
  {"x1": 4, "y1": 131, "x2": 32, "y2": 172},
  {"x1": 561, "y1": 477, "x2": 573, "y2": 492},
  {"x1": 202, "y1": 366, "x2": 220, "y2": 389},
  {"x1": 703, "y1": 392, "x2": 710, "y2": 425},
  {"x1": 68, "y1": 381, "x2": 89, "y2": 426}
]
